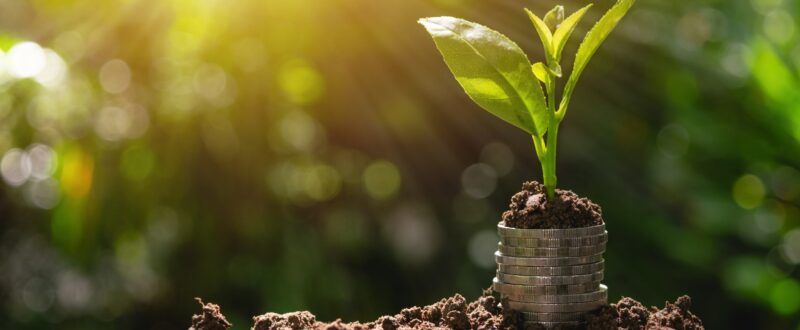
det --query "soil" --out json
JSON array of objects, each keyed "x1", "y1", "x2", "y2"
[
  {"x1": 501, "y1": 181, "x2": 603, "y2": 229},
  {"x1": 645, "y1": 296, "x2": 704, "y2": 330},
  {"x1": 585, "y1": 296, "x2": 703, "y2": 330},
  {"x1": 190, "y1": 292, "x2": 703, "y2": 330},
  {"x1": 251, "y1": 289, "x2": 520, "y2": 330},
  {"x1": 190, "y1": 298, "x2": 233, "y2": 330}
]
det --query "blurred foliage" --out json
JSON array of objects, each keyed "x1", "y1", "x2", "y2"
[{"x1": 1, "y1": 0, "x2": 800, "y2": 329}]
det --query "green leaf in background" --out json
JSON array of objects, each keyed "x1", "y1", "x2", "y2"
[
  {"x1": 525, "y1": 9, "x2": 554, "y2": 63},
  {"x1": 419, "y1": 16, "x2": 549, "y2": 136},
  {"x1": 552, "y1": 4, "x2": 593, "y2": 62},
  {"x1": 560, "y1": 0, "x2": 636, "y2": 115},
  {"x1": 543, "y1": 5, "x2": 564, "y2": 32}
]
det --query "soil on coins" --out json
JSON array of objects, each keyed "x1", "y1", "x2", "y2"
[{"x1": 502, "y1": 181, "x2": 603, "y2": 229}]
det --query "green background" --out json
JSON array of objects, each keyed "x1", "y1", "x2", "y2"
[{"x1": 1, "y1": 0, "x2": 799, "y2": 329}]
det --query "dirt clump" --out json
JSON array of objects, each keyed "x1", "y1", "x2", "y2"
[
  {"x1": 616, "y1": 297, "x2": 650, "y2": 330},
  {"x1": 189, "y1": 298, "x2": 232, "y2": 330},
  {"x1": 585, "y1": 295, "x2": 703, "y2": 330},
  {"x1": 501, "y1": 181, "x2": 603, "y2": 229},
  {"x1": 193, "y1": 292, "x2": 704, "y2": 329},
  {"x1": 252, "y1": 311, "x2": 318, "y2": 330},
  {"x1": 645, "y1": 295, "x2": 704, "y2": 330},
  {"x1": 249, "y1": 289, "x2": 520, "y2": 330}
]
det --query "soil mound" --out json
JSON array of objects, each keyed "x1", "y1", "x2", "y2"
[
  {"x1": 645, "y1": 296, "x2": 704, "y2": 330},
  {"x1": 251, "y1": 289, "x2": 519, "y2": 330},
  {"x1": 189, "y1": 298, "x2": 232, "y2": 330},
  {"x1": 586, "y1": 295, "x2": 703, "y2": 330},
  {"x1": 615, "y1": 297, "x2": 650, "y2": 330},
  {"x1": 190, "y1": 292, "x2": 704, "y2": 330},
  {"x1": 252, "y1": 311, "x2": 318, "y2": 330},
  {"x1": 501, "y1": 181, "x2": 603, "y2": 229}
]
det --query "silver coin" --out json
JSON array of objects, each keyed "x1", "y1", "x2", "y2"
[
  {"x1": 496, "y1": 271, "x2": 603, "y2": 286},
  {"x1": 498, "y1": 242, "x2": 606, "y2": 257},
  {"x1": 520, "y1": 311, "x2": 587, "y2": 322},
  {"x1": 505, "y1": 298, "x2": 607, "y2": 313},
  {"x1": 495, "y1": 251, "x2": 603, "y2": 267},
  {"x1": 497, "y1": 223, "x2": 605, "y2": 239},
  {"x1": 501, "y1": 232, "x2": 608, "y2": 248},
  {"x1": 501, "y1": 284, "x2": 608, "y2": 304},
  {"x1": 498, "y1": 261, "x2": 604, "y2": 276},
  {"x1": 492, "y1": 278, "x2": 601, "y2": 295}
]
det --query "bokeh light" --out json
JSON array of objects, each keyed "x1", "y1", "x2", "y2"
[
  {"x1": 461, "y1": 163, "x2": 498, "y2": 199},
  {"x1": 770, "y1": 279, "x2": 800, "y2": 315},
  {"x1": 733, "y1": 174, "x2": 767, "y2": 210},
  {"x1": 7, "y1": 42, "x2": 46, "y2": 78},
  {"x1": 363, "y1": 160, "x2": 402, "y2": 200},
  {"x1": 99, "y1": 59, "x2": 131, "y2": 94},
  {"x1": 278, "y1": 59, "x2": 325, "y2": 106}
]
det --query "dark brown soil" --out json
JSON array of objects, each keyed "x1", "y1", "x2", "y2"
[
  {"x1": 614, "y1": 297, "x2": 650, "y2": 330},
  {"x1": 189, "y1": 292, "x2": 704, "y2": 330},
  {"x1": 251, "y1": 289, "x2": 520, "y2": 330},
  {"x1": 189, "y1": 298, "x2": 232, "y2": 330},
  {"x1": 645, "y1": 296, "x2": 704, "y2": 330},
  {"x1": 585, "y1": 296, "x2": 703, "y2": 330},
  {"x1": 501, "y1": 181, "x2": 603, "y2": 229}
]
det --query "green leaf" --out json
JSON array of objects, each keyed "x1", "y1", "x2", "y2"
[
  {"x1": 532, "y1": 62, "x2": 548, "y2": 83},
  {"x1": 549, "y1": 62, "x2": 562, "y2": 77},
  {"x1": 525, "y1": 9, "x2": 554, "y2": 62},
  {"x1": 552, "y1": 4, "x2": 593, "y2": 62},
  {"x1": 419, "y1": 17, "x2": 549, "y2": 136},
  {"x1": 560, "y1": 0, "x2": 636, "y2": 115},
  {"x1": 543, "y1": 6, "x2": 564, "y2": 32},
  {"x1": 532, "y1": 62, "x2": 561, "y2": 82}
]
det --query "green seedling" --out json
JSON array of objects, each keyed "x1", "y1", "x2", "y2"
[{"x1": 419, "y1": 0, "x2": 635, "y2": 198}]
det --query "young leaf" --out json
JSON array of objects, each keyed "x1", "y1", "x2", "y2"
[
  {"x1": 533, "y1": 62, "x2": 562, "y2": 81},
  {"x1": 543, "y1": 6, "x2": 565, "y2": 31},
  {"x1": 549, "y1": 62, "x2": 562, "y2": 77},
  {"x1": 560, "y1": 0, "x2": 635, "y2": 116},
  {"x1": 532, "y1": 62, "x2": 548, "y2": 83},
  {"x1": 552, "y1": 4, "x2": 593, "y2": 62},
  {"x1": 419, "y1": 17, "x2": 549, "y2": 136},
  {"x1": 525, "y1": 9, "x2": 554, "y2": 62}
]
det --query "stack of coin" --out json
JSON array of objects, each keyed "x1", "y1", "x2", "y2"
[{"x1": 493, "y1": 223, "x2": 608, "y2": 328}]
